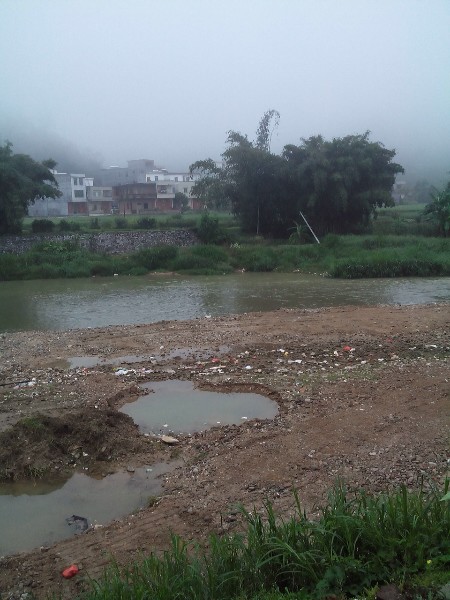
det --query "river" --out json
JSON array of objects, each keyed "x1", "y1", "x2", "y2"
[{"x1": 0, "y1": 273, "x2": 449, "y2": 332}]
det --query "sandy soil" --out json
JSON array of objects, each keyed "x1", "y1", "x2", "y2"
[{"x1": 0, "y1": 304, "x2": 448, "y2": 599}]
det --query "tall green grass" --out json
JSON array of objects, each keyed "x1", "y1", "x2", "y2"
[{"x1": 80, "y1": 482, "x2": 449, "y2": 600}]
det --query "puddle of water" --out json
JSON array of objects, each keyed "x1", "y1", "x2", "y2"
[
  {"x1": 119, "y1": 380, "x2": 278, "y2": 434},
  {"x1": 0, "y1": 464, "x2": 171, "y2": 556},
  {"x1": 67, "y1": 346, "x2": 231, "y2": 369}
]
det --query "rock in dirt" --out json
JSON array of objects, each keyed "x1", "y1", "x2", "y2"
[{"x1": 161, "y1": 435, "x2": 180, "y2": 445}]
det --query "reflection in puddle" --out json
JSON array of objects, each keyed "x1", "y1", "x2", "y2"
[
  {"x1": 120, "y1": 379, "x2": 278, "y2": 434},
  {"x1": 0, "y1": 464, "x2": 171, "y2": 556},
  {"x1": 68, "y1": 345, "x2": 230, "y2": 369}
]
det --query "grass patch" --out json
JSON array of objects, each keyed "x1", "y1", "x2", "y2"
[{"x1": 80, "y1": 482, "x2": 449, "y2": 600}]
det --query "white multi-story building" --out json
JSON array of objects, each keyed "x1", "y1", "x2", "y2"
[
  {"x1": 28, "y1": 172, "x2": 92, "y2": 217},
  {"x1": 145, "y1": 170, "x2": 201, "y2": 209}
]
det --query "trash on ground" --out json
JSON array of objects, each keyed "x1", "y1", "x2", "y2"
[
  {"x1": 62, "y1": 564, "x2": 79, "y2": 579},
  {"x1": 66, "y1": 515, "x2": 89, "y2": 532}
]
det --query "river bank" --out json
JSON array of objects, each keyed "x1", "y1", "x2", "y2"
[
  {"x1": 0, "y1": 304, "x2": 448, "y2": 598},
  {"x1": 1, "y1": 235, "x2": 449, "y2": 281}
]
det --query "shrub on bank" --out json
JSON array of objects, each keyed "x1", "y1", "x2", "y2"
[
  {"x1": 134, "y1": 217, "x2": 157, "y2": 230},
  {"x1": 58, "y1": 219, "x2": 81, "y2": 232},
  {"x1": 171, "y1": 250, "x2": 229, "y2": 274},
  {"x1": 330, "y1": 249, "x2": 450, "y2": 278},
  {"x1": 31, "y1": 219, "x2": 54, "y2": 233},
  {"x1": 133, "y1": 245, "x2": 178, "y2": 270}
]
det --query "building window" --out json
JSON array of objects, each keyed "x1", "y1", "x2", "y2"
[
  {"x1": 72, "y1": 177, "x2": 78, "y2": 185},
  {"x1": 79, "y1": 177, "x2": 84, "y2": 185},
  {"x1": 144, "y1": 203, "x2": 148, "y2": 209},
  {"x1": 174, "y1": 177, "x2": 178, "y2": 182},
  {"x1": 184, "y1": 187, "x2": 188, "y2": 194},
  {"x1": 154, "y1": 176, "x2": 158, "y2": 181},
  {"x1": 146, "y1": 176, "x2": 151, "y2": 182},
  {"x1": 103, "y1": 190, "x2": 112, "y2": 197},
  {"x1": 74, "y1": 190, "x2": 84, "y2": 198}
]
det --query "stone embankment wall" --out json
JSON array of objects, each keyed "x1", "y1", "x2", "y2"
[{"x1": 0, "y1": 230, "x2": 200, "y2": 255}]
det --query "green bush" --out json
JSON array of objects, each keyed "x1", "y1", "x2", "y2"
[
  {"x1": 171, "y1": 252, "x2": 216, "y2": 271},
  {"x1": 25, "y1": 262, "x2": 63, "y2": 279},
  {"x1": 163, "y1": 214, "x2": 197, "y2": 229},
  {"x1": 31, "y1": 219, "x2": 54, "y2": 233},
  {"x1": 191, "y1": 244, "x2": 229, "y2": 263},
  {"x1": 115, "y1": 217, "x2": 128, "y2": 229},
  {"x1": 231, "y1": 247, "x2": 277, "y2": 272},
  {"x1": 89, "y1": 261, "x2": 115, "y2": 276},
  {"x1": 90, "y1": 217, "x2": 101, "y2": 229},
  {"x1": 135, "y1": 217, "x2": 157, "y2": 230},
  {"x1": 133, "y1": 245, "x2": 178, "y2": 270},
  {"x1": 197, "y1": 212, "x2": 228, "y2": 244},
  {"x1": 58, "y1": 219, "x2": 81, "y2": 232}
]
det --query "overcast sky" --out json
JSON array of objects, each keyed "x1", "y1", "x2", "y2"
[{"x1": 1, "y1": 0, "x2": 449, "y2": 183}]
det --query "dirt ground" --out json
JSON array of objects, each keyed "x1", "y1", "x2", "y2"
[{"x1": 0, "y1": 304, "x2": 448, "y2": 599}]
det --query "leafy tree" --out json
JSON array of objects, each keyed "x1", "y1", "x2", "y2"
[
  {"x1": 0, "y1": 142, "x2": 61, "y2": 234},
  {"x1": 173, "y1": 191, "x2": 189, "y2": 212},
  {"x1": 423, "y1": 182, "x2": 450, "y2": 237},
  {"x1": 283, "y1": 132, "x2": 404, "y2": 235},
  {"x1": 189, "y1": 159, "x2": 229, "y2": 210},
  {"x1": 222, "y1": 129, "x2": 293, "y2": 236},
  {"x1": 255, "y1": 109, "x2": 280, "y2": 151},
  {"x1": 190, "y1": 115, "x2": 403, "y2": 238}
]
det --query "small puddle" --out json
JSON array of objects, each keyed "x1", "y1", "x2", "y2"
[
  {"x1": 67, "y1": 346, "x2": 231, "y2": 369},
  {"x1": 119, "y1": 379, "x2": 279, "y2": 434},
  {"x1": 0, "y1": 463, "x2": 171, "y2": 556}
]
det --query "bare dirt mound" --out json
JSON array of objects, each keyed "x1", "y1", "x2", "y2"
[{"x1": 0, "y1": 408, "x2": 162, "y2": 481}]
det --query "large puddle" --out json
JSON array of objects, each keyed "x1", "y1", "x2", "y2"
[
  {"x1": 0, "y1": 464, "x2": 171, "y2": 556},
  {"x1": 0, "y1": 382, "x2": 277, "y2": 556},
  {"x1": 119, "y1": 380, "x2": 279, "y2": 434}
]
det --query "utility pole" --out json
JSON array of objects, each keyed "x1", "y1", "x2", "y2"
[{"x1": 299, "y1": 211, "x2": 320, "y2": 244}]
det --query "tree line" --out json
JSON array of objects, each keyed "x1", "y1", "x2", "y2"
[
  {"x1": 190, "y1": 110, "x2": 407, "y2": 238},
  {"x1": 0, "y1": 118, "x2": 449, "y2": 238}
]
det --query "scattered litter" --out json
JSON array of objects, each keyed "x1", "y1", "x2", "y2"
[
  {"x1": 62, "y1": 564, "x2": 79, "y2": 579},
  {"x1": 342, "y1": 346, "x2": 354, "y2": 352},
  {"x1": 13, "y1": 378, "x2": 36, "y2": 389},
  {"x1": 245, "y1": 365, "x2": 253, "y2": 370},
  {"x1": 114, "y1": 368, "x2": 132, "y2": 376},
  {"x1": 66, "y1": 515, "x2": 89, "y2": 532}
]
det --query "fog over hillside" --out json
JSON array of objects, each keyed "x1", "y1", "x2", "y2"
[{"x1": 1, "y1": 0, "x2": 449, "y2": 186}]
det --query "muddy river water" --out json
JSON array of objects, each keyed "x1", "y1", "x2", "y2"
[{"x1": 0, "y1": 273, "x2": 449, "y2": 332}]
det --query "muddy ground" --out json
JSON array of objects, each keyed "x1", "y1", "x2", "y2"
[{"x1": 0, "y1": 304, "x2": 448, "y2": 599}]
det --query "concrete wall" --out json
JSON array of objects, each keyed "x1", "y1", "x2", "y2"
[{"x1": 0, "y1": 230, "x2": 199, "y2": 255}]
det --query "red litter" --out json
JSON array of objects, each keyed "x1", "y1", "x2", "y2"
[
  {"x1": 342, "y1": 345, "x2": 352, "y2": 352},
  {"x1": 62, "y1": 565, "x2": 79, "y2": 579}
]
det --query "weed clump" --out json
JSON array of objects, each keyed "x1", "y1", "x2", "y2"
[{"x1": 84, "y1": 482, "x2": 449, "y2": 600}]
